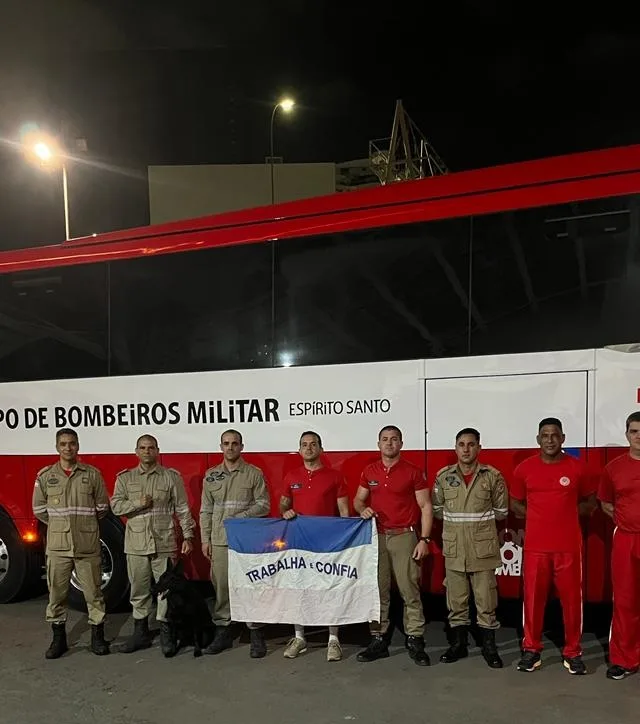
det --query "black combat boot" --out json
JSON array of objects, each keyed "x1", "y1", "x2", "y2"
[
  {"x1": 439, "y1": 625, "x2": 469, "y2": 663},
  {"x1": 204, "y1": 625, "x2": 234, "y2": 655},
  {"x1": 480, "y1": 629, "x2": 503, "y2": 668},
  {"x1": 249, "y1": 629, "x2": 267, "y2": 658},
  {"x1": 160, "y1": 622, "x2": 177, "y2": 658},
  {"x1": 119, "y1": 617, "x2": 152, "y2": 654},
  {"x1": 90, "y1": 623, "x2": 110, "y2": 656},
  {"x1": 45, "y1": 623, "x2": 69, "y2": 660},
  {"x1": 406, "y1": 635, "x2": 431, "y2": 666},
  {"x1": 356, "y1": 635, "x2": 390, "y2": 662}
]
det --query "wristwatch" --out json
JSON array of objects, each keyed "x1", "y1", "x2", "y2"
[{"x1": 419, "y1": 536, "x2": 431, "y2": 544}]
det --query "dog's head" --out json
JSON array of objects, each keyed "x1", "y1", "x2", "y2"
[{"x1": 152, "y1": 559, "x2": 188, "y2": 600}]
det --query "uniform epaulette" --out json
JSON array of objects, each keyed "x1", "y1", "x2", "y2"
[
  {"x1": 436, "y1": 464, "x2": 455, "y2": 477},
  {"x1": 116, "y1": 468, "x2": 130, "y2": 477},
  {"x1": 168, "y1": 468, "x2": 181, "y2": 476},
  {"x1": 37, "y1": 464, "x2": 52, "y2": 477}
]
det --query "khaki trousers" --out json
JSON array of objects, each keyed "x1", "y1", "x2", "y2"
[
  {"x1": 445, "y1": 568, "x2": 499, "y2": 629},
  {"x1": 46, "y1": 554, "x2": 105, "y2": 626},
  {"x1": 371, "y1": 532, "x2": 425, "y2": 637},
  {"x1": 127, "y1": 554, "x2": 172, "y2": 621},
  {"x1": 211, "y1": 545, "x2": 262, "y2": 629}
]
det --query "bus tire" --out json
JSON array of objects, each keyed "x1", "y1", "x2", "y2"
[
  {"x1": 0, "y1": 512, "x2": 38, "y2": 603},
  {"x1": 68, "y1": 514, "x2": 129, "y2": 613}
]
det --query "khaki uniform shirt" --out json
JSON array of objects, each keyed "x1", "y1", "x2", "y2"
[
  {"x1": 32, "y1": 461, "x2": 110, "y2": 557},
  {"x1": 110, "y1": 464, "x2": 195, "y2": 556},
  {"x1": 200, "y1": 459, "x2": 270, "y2": 546},
  {"x1": 432, "y1": 463, "x2": 508, "y2": 573}
]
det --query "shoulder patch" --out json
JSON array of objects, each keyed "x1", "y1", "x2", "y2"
[
  {"x1": 37, "y1": 464, "x2": 53, "y2": 476},
  {"x1": 436, "y1": 464, "x2": 453, "y2": 477}
]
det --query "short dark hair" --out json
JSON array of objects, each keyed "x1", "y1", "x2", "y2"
[
  {"x1": 56, "y1": 428, "x2": 78, "y2": 443},
  {"x1": 626, "y1": 412, "x2": 640, "y2": 432},
  {"x1": 300, "y1": 431, "x2": 322, "y2": 448},
  {"x1": 539, "y1": 417, "x2": 563, "y2": 432},
  {"x1": 456, "y1": 427, "x2": 480, "y2": 443},
  {"x1": 136, "y1": 434, "x2": 158, "y2": 448},
  {"x1": 378, "y1": 425, "x2": 402, "y2": 441},
  {"x1": 221, "y1": 429, "x2": 243, "y2": 444}
]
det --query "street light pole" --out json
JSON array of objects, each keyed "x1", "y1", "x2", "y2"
[
  {"x1": 270, "y1": 105, "x2": 278, "y2": 205},
  {"x1": 269, "y1": 98, "x2": 295, "y2": 205},
  {"x1": 62, "y1": 164, "x2": 70, "y2": 241}
]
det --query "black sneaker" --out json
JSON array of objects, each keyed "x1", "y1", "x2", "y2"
[
  {"x1": 249, "y1": 629, "x2": 267, "y2": 659},
  {"x1": 356, "y1": 635, "x2": 390, "y2": 662},
  {"x1": 204, "y1": 626, "x2": 234, "y2": 655},
  {"x1": 517, "y1": 650, "x2": 542, "y2": 672},
  {"x1": 606, "y1": 664, "x2": 636, "y2": 680},
  {"x1": 563, "y1": 656, "x2": 587, "y2": 675},
  {"x1": 406, "y1": 635, "x2": 431, "y2": 667}
]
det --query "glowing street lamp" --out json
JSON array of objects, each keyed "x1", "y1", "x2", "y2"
[
  {"x1": 269, "y1": 97, "x2": 296, "y2": 204},
  {"x1": 22, "y1": 131, "x2": 71, "y2": 240}
]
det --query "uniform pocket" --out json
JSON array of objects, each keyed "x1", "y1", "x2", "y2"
[
  {"x1": 126, "y1": 516, "x2": 149, "y2": 552},
  {"x1": 442, "y1": 529, "x2": 457, "y2": 558},
  {"x1": 75, "y1": 516, "x2": 100, "y2": 555},
  {"x1": 48, "y1": 517, "x2": 71, "y2": 551},
  {"x1": 474, "y1": 529, "x2": 499, "y2": 558},
  {"x1": 155, "y1": 482, "x2": 171, "y2": 503}
]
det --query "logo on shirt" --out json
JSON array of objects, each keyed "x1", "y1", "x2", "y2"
[
  {"x1": 206, "y1": 472, "x2": 226, "y2": 483},
  {"x1": 446, "y1": 475, "x2": 460, "y2": 488},
  {"x1": 559, "y1": 476, "x2": 571, "y2": 487},
  {"x1": 368, "y1": 480, "x2": 379, "y2": 487},
  {"x1": 290, "y1": 483, "x2": 303, "y2": 490}
]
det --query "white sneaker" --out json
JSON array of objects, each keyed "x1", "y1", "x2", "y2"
[
  {"x1": 283, "y1": 637, "x2": 307, "y2": 659},
  {"x1": 327, "y1": 640, "x2": 343, "y2": 662}
]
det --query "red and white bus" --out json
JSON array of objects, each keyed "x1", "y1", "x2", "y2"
[{"x1": 1, "y1": 145, "x2": 639, "y2": 611}]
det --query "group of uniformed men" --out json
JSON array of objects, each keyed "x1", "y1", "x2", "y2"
[{"x1": 32, "y1": 411, "x2": 640, "y2": 680}]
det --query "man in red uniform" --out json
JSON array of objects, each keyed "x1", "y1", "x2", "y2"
[
  {"x1": 354, "y1": 425, "x2": 433, "y2": 666},
  {"x1": 279, "y1": 431, "x2": 350, "y2": 662},
  {"x1": 511, "y1": 417, "x2": 596, "y2": 674},
  {"x1": 598, "y1": 411, "x2": 640, "y2": 680}
]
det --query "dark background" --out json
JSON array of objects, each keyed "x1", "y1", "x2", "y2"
[{"x1": 1, "y1": 1, "x2": 639, "y2": 248}]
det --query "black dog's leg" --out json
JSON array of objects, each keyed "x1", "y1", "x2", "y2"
[{"x1": 193, "y1": 625, "x2": 204, "y2": 658}]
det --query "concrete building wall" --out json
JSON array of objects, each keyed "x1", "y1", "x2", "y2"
[{"x1": 148, "y1": 162, "x2": 336, "y2": 224}]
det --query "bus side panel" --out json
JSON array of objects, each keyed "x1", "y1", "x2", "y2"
[{"x1": 0, "y1": 455, "x2": 30, "y2": 530}]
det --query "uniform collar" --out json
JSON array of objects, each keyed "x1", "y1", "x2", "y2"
[
  {"x1": 56, "y1": 460, "x2": 86, "y2": 473},
  {"x1": 137, "y1": 463, "x2": 160, "y2": 475},
  {"x1": 217, "y1": 458, "x2": 246, "y2": 473}
]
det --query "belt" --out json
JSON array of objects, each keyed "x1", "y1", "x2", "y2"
[{"x1": 383, "y1": 526, "x2": 415, "y2": 536}]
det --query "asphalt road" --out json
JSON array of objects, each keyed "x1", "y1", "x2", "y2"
[{"x1": 1, "y1": 596, "x2": 639, "y2": 724}]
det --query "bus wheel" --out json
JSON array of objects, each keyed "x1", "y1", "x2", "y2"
[
  {"x1": 68, "y1": 515, "x2": 129, "y2": 613},
  {"x1": 0, "y1": 512, "x2": 29, "y2": 603}
]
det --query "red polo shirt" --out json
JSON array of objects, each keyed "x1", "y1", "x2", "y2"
[
  {"x1": 598, "y1": 454, "x2": 640, "y2": 533},
  {"x1": 282, "y1": 465, "x2": 348, "y2": 517},
  {"x1": 511, "y1": 454, "x2": 594, "y2": 553},
  {"x1": 360, "y1": 458, "x2": 428, "y2": 531}
]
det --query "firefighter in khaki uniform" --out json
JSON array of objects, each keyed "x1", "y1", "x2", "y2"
[
  {"x1": 111, "y1": 434, "x2": 195, "y2": 656},
  {"x1": 432, "y1": 427, "x2": 508, "y2": 668},
  {"x1": 200, "y1": 429, "x2": 270, "y2": 658},
  {"x1": 32, "y1": 428, "x2": 111, "y2": 659}
]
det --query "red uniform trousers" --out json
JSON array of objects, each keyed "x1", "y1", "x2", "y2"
[
  {"x1": 522, "y1": 550, "x2": 583, "y2": 658},
  {"x1": 609, "y1": 530, "x2": 640, "y2": 671}
]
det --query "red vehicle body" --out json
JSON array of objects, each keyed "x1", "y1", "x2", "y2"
[{"x1": 1, "y1": 145, "x2": 639, "y2": 611}]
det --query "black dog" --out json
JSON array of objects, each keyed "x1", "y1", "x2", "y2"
[{"x1": 152, "y1": 559, "x2": 216, "y2": 657}]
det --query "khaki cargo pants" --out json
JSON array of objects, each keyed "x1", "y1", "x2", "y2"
[
  {"x1": 127, "y1": 554, "x2": 172, "y2": 621},
  {"x1": 445, "y1": 568, "x2": 499, "y2": 629},
  {"x1": 371, "y1": 531, "x2": 425, "y2": 637},
  {"x1": 211, "y1": 545, "x2": 262, "y2": 630},
  {"x1": 46, "y1": 554, "x2": 105, "y2": 626}
]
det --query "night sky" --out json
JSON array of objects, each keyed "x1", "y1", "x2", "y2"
[{"x1": 1, "y1": 1, "x2": 638, "y2": 249}]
